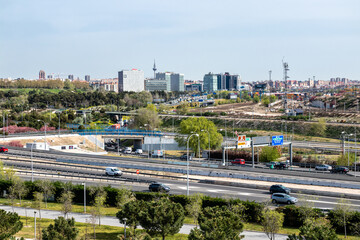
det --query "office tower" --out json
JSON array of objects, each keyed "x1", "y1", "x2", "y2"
[
  {"x1": 118, "y1": 69, "x2": 145, "y2": 92},
  {"x1": 156, "y1": 72, "x2": 184, "y2": 92},
  {"x1": 47, "y1": 75, "x2": 53, "y2": 79},
  {"x1": 85, "y1": 75, "x2": 90, "y2": 81},
  {"x1": 145, "y1": 79, "x2": 167, "y2": 91},
  {"x1": 203, "y1": 73, "x2": 218, "y2": 92},
  {"x1": 39, "y1": 70, "x2": 45, "y2": 80},
  {"x1": 68, "y1": 75, "x2": 74, "y2": 81},
  {"x1": 156, "y1": 72, "x2": 171, "y2": 91}
]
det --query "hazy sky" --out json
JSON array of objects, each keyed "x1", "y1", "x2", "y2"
[{"x1": 1, "y1": 0, "x2": 359, "y2": 81}]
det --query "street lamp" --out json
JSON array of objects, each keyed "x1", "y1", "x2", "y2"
[
  {"x1": 31, "y1": 140, "x2": 37, "y2": 182},
  {"x1": 34, "y1": 211, "x2": 37, "y2": 240},
  {"x1": 187, "y1": 133, "x2": 199, "y2": 196},
  {"x1": 37, "y1": 120, "x2": 47, "y2": 150},
  {"x1": 94, "y1": 123, "x2": 98, "y2": 152},
  {"x1": 123, "y1": 218, "x2": 128, "y2": 239},
  {"x1": 57, "y1": 112, "x2": 62, "y2": 137},
  {"x1": 201, "y1": 129, "x2": 210, "y2": 160},
  {"x1": 82, "y1": 182, "x2": 86, "y2": 213}
]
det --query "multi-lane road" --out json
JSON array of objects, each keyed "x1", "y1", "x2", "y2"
[{"x1": 3, "y1": 147, "x2": 360, "y2": 211}]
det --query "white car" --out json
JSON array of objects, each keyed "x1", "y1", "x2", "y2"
[
  {"x1": 315, "y1": 164, "x2": 332, "y2": 171},
  {"x1": 124, "y1": 147, "x2": 132, "y2": 154},
  {"x1": 135, "y1": 149, "x2": 143, "y2": 154},
  {"x1": 105, "y1": 167, "x2": 122, "y2": 176}
]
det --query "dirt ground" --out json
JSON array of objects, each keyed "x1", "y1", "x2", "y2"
[{"x1": 0, "y1": 134, "x2": 103, "y2": 153}]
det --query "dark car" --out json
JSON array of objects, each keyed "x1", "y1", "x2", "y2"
[
  {"x1": 231, "y1": 159, "x2": 245, "y2": 165},
  {"x1": 149, "y1": 183, "x2": 170, "y2": 192},
  {"x1": 275, "y1": 162, "x2": 289, "y2": 170},
  {"x1": 331, "y1": 167, "x2": 349, "y2": 174},
  {"x1": 0, "y1": 147, "x2": 8, "y2": 152},
  {"x1": 180, "y1": 154, "x2": 192, "y2": 160},
  {"x1": 270, "y1": 184, "x2": 290, "y2": 194}
]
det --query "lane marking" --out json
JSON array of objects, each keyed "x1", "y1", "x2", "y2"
[{"x1": 307, "y1": 200, "x2": 360, "y2": 207}]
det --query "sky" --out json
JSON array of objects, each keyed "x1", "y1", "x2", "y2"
[{"x1": 0, "y1": 0, "x2": 359, "y2": 81}]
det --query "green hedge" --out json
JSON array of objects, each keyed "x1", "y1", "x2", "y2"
[{"x1": 277, "y1": 205, "x2": 324, "y2": 228}]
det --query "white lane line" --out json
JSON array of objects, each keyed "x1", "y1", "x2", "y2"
[
  {"x1": 177, "y1": 186, "x2": 200, "y2": 190},
  {"x1": 307, "y1": 200, "x2": 360, "y2": 207},
  {"x1": 207, "y1": 189, "x2": 227, "y2": 193},
  {"x1": 237, "y1": 192, "x2": 253, "y2": 196}
]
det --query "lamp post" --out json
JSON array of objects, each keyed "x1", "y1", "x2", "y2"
[
  {"x1": 82, "y1": 182, "x2": 86, "y2": 213},
  {"x1": 58, "y1": 112, "x2": 61, "y2": 137},
  {"x1": 348, "y1": 134, "x2": 354, "y2": 168},
  {"x1": 37, "y1": 120, "x2": 47, "y2": 150},
  {"x1": 95, "y1": 123, "x2": 97, "y2": 152},
  {"x1": 34, "y1": 211, "x2": 37, "y2": 240},
  {"x1": 201, "y1": 129, "x2": 210, "y2": 160},
  {"x1": 31, "y1": 140, "x2": 37, "y2": 182},
  {"x1": 123, "y1": 218, "x2": 127, "y2": 239},
  {"x1": 187, "y1": 133, "x2": 199, "y2": 196}
]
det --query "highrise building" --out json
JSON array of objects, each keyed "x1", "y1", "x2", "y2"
[
  {"x1": 68, "y1": 75, "x2": 74, "y2": 81},
  {"x1": 155, "y1": 72, "x2": 184, "y2": 91},
  {"x1": 39, "y1": 70, "x2": 45, "y2": 80},
  {"x1": 47, "y1": 75, "x2": 53, "y2": 79},
  {"x1": 203, "y1": 73, "x2": 218, "y2": 92},
  {"x1": 118, "y1": 69, "x2": 145, "y2": 92},
  {"x1": 85, "y1": 75, "x2": 90, "y2": 81}
]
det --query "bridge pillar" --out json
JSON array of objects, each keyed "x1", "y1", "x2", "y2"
[{"x1": 134, "y1": 139, "x2": 142, "y2": 150}]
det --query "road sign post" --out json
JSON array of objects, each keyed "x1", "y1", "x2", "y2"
[{"x1": 136, "y1": 169, "x2": 139, "y2": 181}]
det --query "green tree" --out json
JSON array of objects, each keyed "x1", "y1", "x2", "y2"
[
  {"x1": 11, "y1": 179, "x2": 27, "y2": 206},
  {"x1": 253, "y1": 95, "x2": 260, "y2": 103},
  {"x1": 42, "y1": 217, "x2": 79, "y2": 240},
  {"x1": 116, "y1": 200, "x2": 142, "y2": 239},
  {"x1": 58, "y1": 191, "x2": 74, "y2": 219},
  {"x1": 259, "y1": 146, "x2": 281, "y2": 162},
  {"x1": 139, "y1": 198, "x2": 185, "y2": 240},
  {"x1": 32, "y1": 191, "x2": 43, "y2": 218},
  {"x1": 188, "y1": 206, "x2": 244, "y2": 240},
  {"x1": 176, "y1": 117, "x2": 223, "y2": 156},
  {"x1": 270, "y1": 95, "x2": 277, "y2": 103},
  {"x1": 337, "y1": 153, "x2": 355, "y2": 166},
  {"x1": 0, "y1": 210, "x2": 23, "y2": 240},
  {"x1": 38, "y1": 180, "x2": 55, "y2": 208},
  {"x1": 90, "y1": 186, "x2": 107, "y2": 226},
  {"x1": 132, "y1": 108, "x2": 162, "y2": 130},
  {"x1": 261, "y1": 209, "x2": 284, "y2": 240},
  {"x1": 262, "y1": 96, "x2": 270, "y2": 107},
  {"x1": 334, "y1": 198, "x2": 351, "y2": 238},
  {"x1": 309, "y1": 118, "x2": 327, "y2": 137},
  {"x1": 176, "y1": 103, "x2": 189, "y2": 115},
  {"x1": 186, "y1": 193, "x2": 203, "y2": 227},
  {"x1": 116, "y1": 187, "x2": 135, "y2": 210},
  {"x1": 287, "y1": 218, "x2": 338, "y2": 240}
]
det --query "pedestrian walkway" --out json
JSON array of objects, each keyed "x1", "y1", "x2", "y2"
[{"x1": 0, "y1": 205, "x2": 288, "y2": 240}]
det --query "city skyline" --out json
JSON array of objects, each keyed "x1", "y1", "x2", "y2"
[{"x1": 1, "y1": 0, "x2": 359, "y2": 81}]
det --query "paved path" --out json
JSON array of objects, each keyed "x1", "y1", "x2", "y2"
[{"x1": 0, "y1": 205, "x2": 288, "y2": 240}]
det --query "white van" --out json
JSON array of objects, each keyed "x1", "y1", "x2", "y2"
[
  {"x1": 124, "y1": 147, "x2": 132, "y2": 154},
  {"x1": 105, "y1": 167, "x2": 122, "y2": 176},
  {"x1": 135, "y1": 149, "x2": 143, "y2": 154}
]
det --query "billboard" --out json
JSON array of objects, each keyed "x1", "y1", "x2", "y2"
[{"x1": 272, "y1": 135, "x2": 284, "y2": 146}]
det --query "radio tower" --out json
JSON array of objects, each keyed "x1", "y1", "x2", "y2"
[
  {"x1": 152, "y1": 60, "x2": 157, "y2": 79},
  {"x1": 283, "y1": 61, "x2": 290, "y2": 109}
]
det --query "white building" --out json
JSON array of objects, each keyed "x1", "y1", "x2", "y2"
[{"x1": 118, "y1": 69, "x2": 145, "y2": 92}]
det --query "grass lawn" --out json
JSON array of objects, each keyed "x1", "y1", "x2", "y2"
[{"x1": 16, "y1": 216, "x2": 188, "y2": 240}]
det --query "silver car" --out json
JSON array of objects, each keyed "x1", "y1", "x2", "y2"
[
  {"x1": 271, "y1": 193, "x2": 298, "y2": 204},
  {"x1": 315, "y1": 164, "x2": 332, "y2": 171}
]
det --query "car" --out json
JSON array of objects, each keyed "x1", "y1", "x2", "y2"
[
  {"x1": 266, "y1": 162, "x2": 277, "y2": 168},
  {"x1": 149, "y1": 183, "x2": 170, "y2": 192},
  {"x1": 180, "y1": 154, "x2": 192, "y2": 160},
  {"x1": 331, "y1": 167, "x2": 349, "y2": 174},
  {"x1": 231, "y1": 159, "x2": 245, "y2": 165},
  {"x1": 271, "y1": 193, "x2": 298, "y2": 204},
  {"x1": 269, "y1": 184, "x2": 290, "y2": 194},
  {"x1": 0, "y1": 147, "x2": 8, "y2": 152},
  {"x1": 274, "y1": 162, "x2": 289, "y2": 170},
  {"x1": 135, "y1": 149, "x2": 143, "y2": 154},
  {"x1": 315, "y1": 164, "x2": 332, "y2": 171},
  {"x1": 105, "y1": 167, "x2": 122, "y2": 176}
]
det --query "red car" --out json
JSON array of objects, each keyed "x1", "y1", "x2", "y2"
[
  {"x1": 231, "y1": 159, "x2": 245, "y2": 165},
  {"x1": 0, "y1": 147, "x2": 8, "y2": 152}
]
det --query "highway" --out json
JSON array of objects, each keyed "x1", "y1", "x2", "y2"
[{"x1": 2, "y1": 149, "x2": 360, "y2": 211}]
